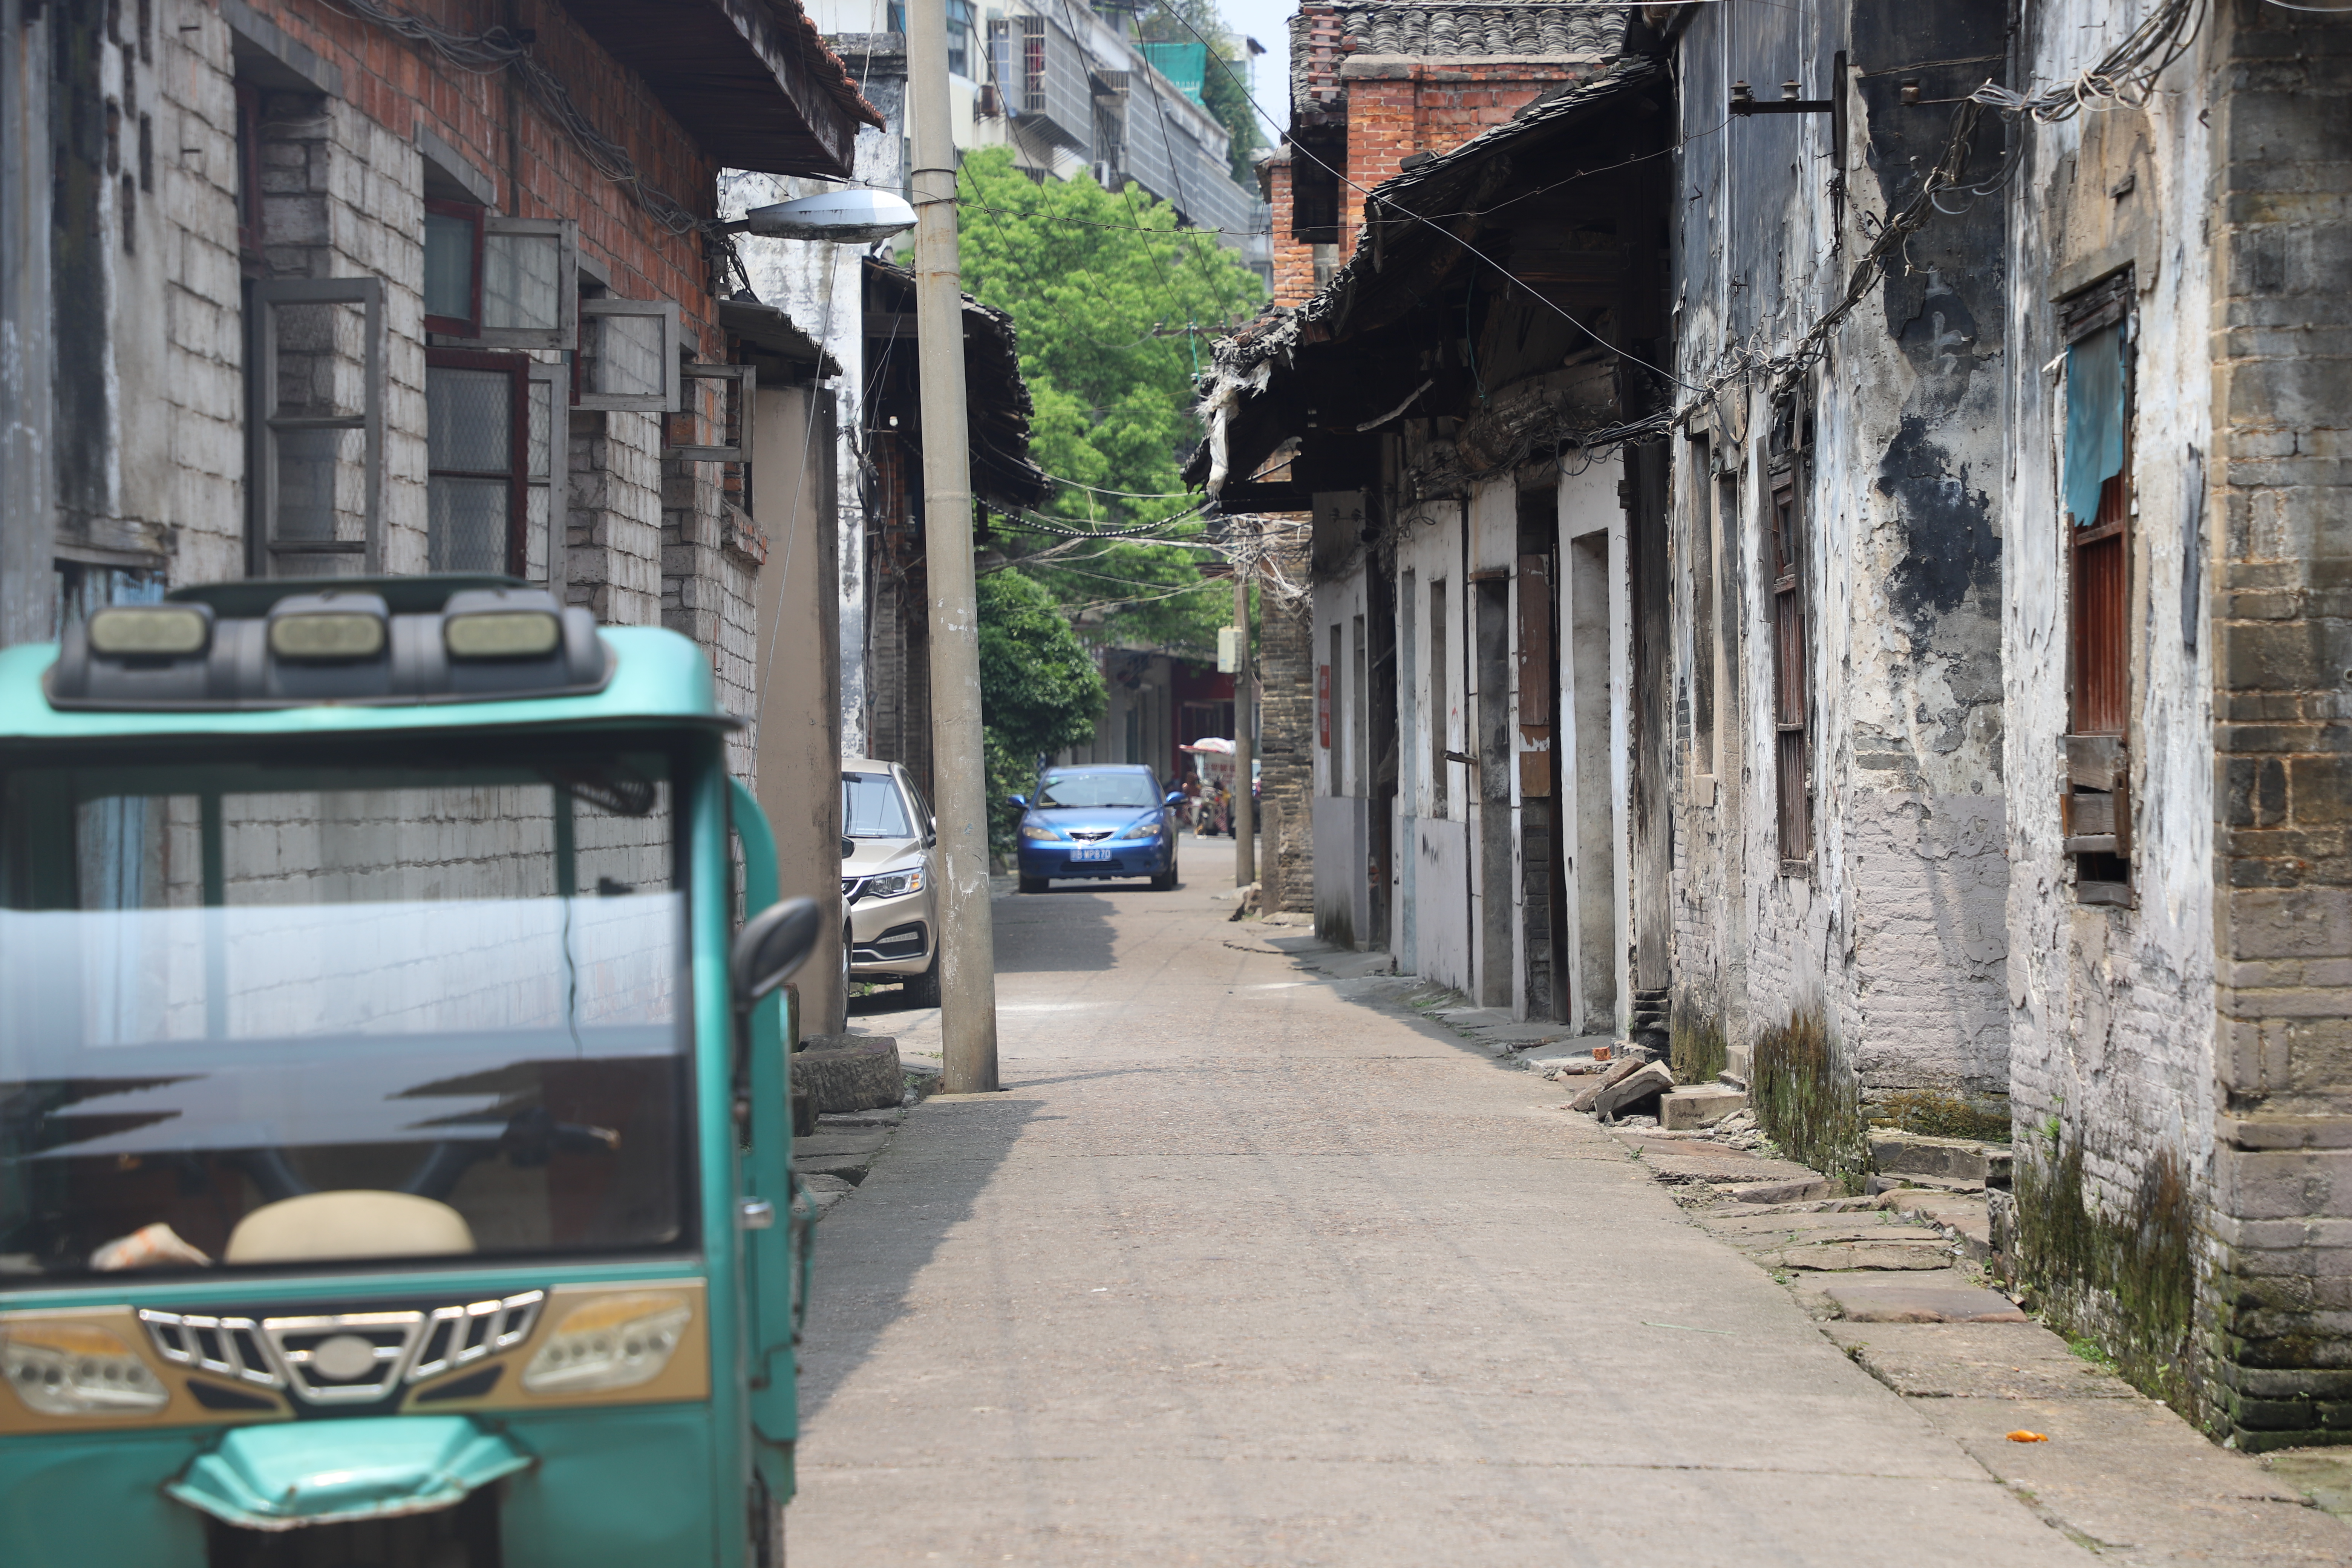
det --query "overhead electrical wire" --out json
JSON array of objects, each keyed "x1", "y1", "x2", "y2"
[{"x1": 1191, "y1": 0, "x2": 2211, "y2": 504}]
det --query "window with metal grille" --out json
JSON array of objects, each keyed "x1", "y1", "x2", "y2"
[
  {"x1": 425, "y1": 351, "x2": 562, "y2": 581},
  {"x1": 1767, "y1": 405, "x2": 1812, "y2": 869},
  {"x1": 2060, "y1": 272, "x2": 2134, "y2": 902}
]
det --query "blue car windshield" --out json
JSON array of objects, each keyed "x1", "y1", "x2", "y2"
[{"x1": 1035, "y1": 773, "x2": 1158, "y2": 810}]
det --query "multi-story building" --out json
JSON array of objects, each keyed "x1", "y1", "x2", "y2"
[
  {"x1": 733, "y1": 0, "x2": 1265, "y2": 766},
  {"x1": 0, "y1": 0, "x2": 877, "y2": 1024}
]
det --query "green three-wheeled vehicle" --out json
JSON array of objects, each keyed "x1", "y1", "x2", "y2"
[{"x1": 0, "y1": 576, "x2": 819, "y2": 1565}]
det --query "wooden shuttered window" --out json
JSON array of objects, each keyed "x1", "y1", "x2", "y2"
[
  {"x1": 1767, "y1": 402, "x2": 1813, "y2": 870},
  {"x1": 2060, "y1": 273, "x2": 2133, "y2": 901}
]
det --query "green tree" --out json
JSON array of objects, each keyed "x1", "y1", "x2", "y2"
[
  {"x1": 978, "y1": 570, "x2": 1108, "y2": 850},
  {"x1": 954, "y1": 146, "x2": 1262, "y2": 654}
]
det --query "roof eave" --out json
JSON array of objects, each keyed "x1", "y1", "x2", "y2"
[{"x1": 558, "y1": 0, "x2": 881, "y2": 180}]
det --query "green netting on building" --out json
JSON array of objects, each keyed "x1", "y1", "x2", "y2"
[{"x1": 1139, "y1": 42, "x2": 1207, "y2": 106}]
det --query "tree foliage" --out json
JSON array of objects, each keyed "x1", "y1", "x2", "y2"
[
  {"x1": 977, "y1": 570, "x2": 1106, "y2": 763},
  {"x1": 955, "y1": 146, "x2": 1262, "y2": 655},
  {"x1": 977, "y1": 570, "x2": 1106, "y2": 846}
]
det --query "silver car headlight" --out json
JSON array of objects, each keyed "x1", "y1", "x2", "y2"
[{"x1": 866, "y1": 868, "x2": 924, "y2": 898}]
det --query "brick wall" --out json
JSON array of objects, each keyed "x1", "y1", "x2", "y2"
[
  {"x1": 242, "y1": 0, "x2": 722, "y2": 354},
  {"x1": 159, "y1": 13, "x2": 247, "y2": 585},
  {"x1": 1337, "y1": 61, "x2": 1594, "y2": 237},
  {"x1": 568, "y1": 411, "x2": 664, "y2": 626},
  {"x1": 1259, "y1": 551, "x2": 1316, "y2": 913},
  {"x1": 1265, "y1": 156, "x2": 1318, "y2": 308},
  {"x1": 2207, "y1": 0, "x2": 2352, "y2": 1445}
]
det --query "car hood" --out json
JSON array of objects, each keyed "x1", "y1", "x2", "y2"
[
  {"x1": 1026, "y1": 806, "x2": 1161, "y2": 835},
  {"x1": 844, "y1": 834, "x2": 923, "y2": 873}
]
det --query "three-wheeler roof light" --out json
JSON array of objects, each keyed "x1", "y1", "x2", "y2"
[
  {"x1": 44, "y1": 575, "x2": 613, "y2": 711},
  {"x1": 86, "y1": 603, "x2": 213, "y2": 658}
]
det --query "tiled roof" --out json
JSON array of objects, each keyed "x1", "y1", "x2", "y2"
[
  {"x1": 1344, "y1": 4, "x2": 1624, "y2": 57},
  {"x1": 765, "y1": 0, "x2": 887, "y2": 131},
  {"x1": 1291, "y1": 4, "x2": 1625, "y2": 118}
]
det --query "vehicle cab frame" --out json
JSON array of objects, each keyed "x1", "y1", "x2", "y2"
[{"x1": 0, "y1": 577, "x2": 815, "y2": 1568}]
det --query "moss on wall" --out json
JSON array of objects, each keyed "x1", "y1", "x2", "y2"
[
  {"x1": 1874, "y1": 1087, "x2": 2012, "y2": 1143},
  {"x1": 2014, "y1": 1129, "x2": 2198, "y2": 1418},
  {"x1": 1669, "y1": 1002, "x2": 1726, "y2": 1086},
  {"x1": 1749, "y1": 1006, "x2": 1867, "y2": 1189}
]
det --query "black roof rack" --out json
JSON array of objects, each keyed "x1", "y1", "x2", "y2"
[{"x1": 167, "y1": 574, "x2": 528, "y2": 619}]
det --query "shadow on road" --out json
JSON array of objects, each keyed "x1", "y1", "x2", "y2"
[
  {"x1": 794, "y1": 1092, "x2": 1043, "y2": 1424},
  {"x1": 990, "y1": 886, "x2": 1122, "y2": 974}
]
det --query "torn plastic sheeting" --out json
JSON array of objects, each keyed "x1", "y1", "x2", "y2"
[
  {"x1": 166, "y1": 1416, "x2": 533, "y2": 1531},
  {"x1": 2064, "y1": 322, "x2": 2125, "y2": 526}
]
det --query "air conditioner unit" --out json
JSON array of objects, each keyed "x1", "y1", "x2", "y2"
[{"x1": 1092, "y1": 161, "x2": 1118, "y2": 190}]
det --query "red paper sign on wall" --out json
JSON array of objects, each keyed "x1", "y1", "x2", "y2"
[{"x1": 1317, "y1": 664, "x2": 1331, "y2": 749}]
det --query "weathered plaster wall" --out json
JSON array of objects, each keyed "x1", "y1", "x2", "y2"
[
  {"x1": 1998, "y1": 0, "x2": 2223, "y2": 1418},
  {"x1": 1663, "y1": 0, "x2": 2012, "y2": 1119},
  {"x1": 727, "y1": 36, "x2": 903, "y2": 756},
  {"x1": 1391, "y1": 490, "x2": 1473, "y2": 990}
]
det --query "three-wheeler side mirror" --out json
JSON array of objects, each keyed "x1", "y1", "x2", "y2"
[
  {"x1": 731, "y1": 897, "x2": 823, "y2": 1012},
  {"x1": 1006, "y1": 794, "x2": 1027, "y2": 808},
  {"x1": 1163, "y1": 790, "x2": 1184, "y2": 807}
]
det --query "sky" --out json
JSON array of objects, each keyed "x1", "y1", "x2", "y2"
[{"x1": 1206, "y1": 0, "x2": 1295, "y2": 147}]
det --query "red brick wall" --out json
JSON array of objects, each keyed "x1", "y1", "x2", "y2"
[
  {"x1": 1265, "y1": 158, "x2": 1318, "y2": 308},
  {"x1": 245, "y1": 0, "x2": 722, "y2": 352},
  {"x1": 1339, "y1": 63, "x2": 1594, "y2": 237}
]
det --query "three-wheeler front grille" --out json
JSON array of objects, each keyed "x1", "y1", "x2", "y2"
[{"x1": 139, "y1": 1290, "x2": 545, "y2": 1404}]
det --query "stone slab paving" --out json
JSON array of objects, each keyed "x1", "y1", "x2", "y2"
[{"x1": 788, "y1": 841, "x2": 2132, "y2": 1566}]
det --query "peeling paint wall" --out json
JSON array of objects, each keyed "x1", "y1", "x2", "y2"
[
  {"x1": 1665, "y1": 0, "x2": 2012, "y2": 1115},
  {"x1": 1999, "y1": 0, "x2": 2222, "y2": 1373},
  {"x1": 1998, "y1": 0, "x2": 2352, "y2": 1445}
]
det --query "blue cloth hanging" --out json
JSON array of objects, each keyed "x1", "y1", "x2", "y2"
[{"x1": 2065, "y1": 323, "x2": 2126, "y2": 525}]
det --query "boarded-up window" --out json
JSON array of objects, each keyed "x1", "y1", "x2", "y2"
[
  {"x1": 2061, "y1": 274, "x2": 2133, "y2": 901},
  {"x1": 1767, "y1": 403, "x2": 1811, "y2": 868}
]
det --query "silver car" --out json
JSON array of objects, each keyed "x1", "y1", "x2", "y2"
[{"x1": 841, "y1": 756, "x2": 940, "y2": 1008}]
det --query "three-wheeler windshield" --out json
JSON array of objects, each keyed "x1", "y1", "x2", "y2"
[{"x1": 0, "y1": 740, "x2": 691, "y2": 1280}]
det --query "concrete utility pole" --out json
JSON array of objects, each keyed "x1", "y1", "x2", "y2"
[
  {"x1": 1233, "y1": 566, "x2": 1254, "y2": 887},
  {"x1": 908, "y1": 0, "x2": 998, "y2": 1093}
]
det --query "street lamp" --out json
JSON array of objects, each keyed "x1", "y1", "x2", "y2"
[{"x1": 729, "y1": 190, "x2": 917, "y2": 243}]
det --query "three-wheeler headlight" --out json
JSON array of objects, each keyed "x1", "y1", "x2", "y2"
[
  {"x1": 0, "y1": 1321, "x2": 170, "y2": 1416},
  {"x1": 520, "y1": 1292, "x2": 692, "y2": 1396}
]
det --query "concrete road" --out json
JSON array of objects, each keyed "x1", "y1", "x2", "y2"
[{"x1": 790, "y1": 836, "x2": 2094, "y2": 1566}]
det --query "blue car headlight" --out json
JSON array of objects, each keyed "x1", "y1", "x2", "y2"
[
  {"x1": 1113, "y1": 818, "x2": 1163, "y2": 841},
  {"x1": 1018, "y1": 822, "x2": 1066, "y2": 842}
]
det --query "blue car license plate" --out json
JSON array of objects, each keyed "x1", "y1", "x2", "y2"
[{"x1": 1071, "y1": 847, "x2": 1113, "y2": 862}]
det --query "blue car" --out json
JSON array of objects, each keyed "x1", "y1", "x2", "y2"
[{"x1": 1011, "y1": 765, "x2": 1185, "y2": 893}]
